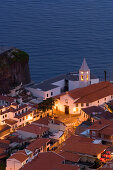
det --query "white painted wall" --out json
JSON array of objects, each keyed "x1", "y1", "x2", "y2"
[
  {"x1": 52, "y1": 79, "x2": 64, "y2": 87},
  {"x1": 69, "y1": 80, "x2": 79, "y2": 91},
  {"x1": 6, "y1": 158, "x2": 22, "y2": 170},
  {"x1": 45, "y1": 87, "x2": 61, "y2": 99},
  {"x1": 16, "y1": 130, "x2": 37, "y2": 139},
  {"x1": 26, "y1": 87, "x2": 45, "y2": 98},
  {"x1": 48, "y1": 123, "x2": 66, "y2": 132},
  {"x1": 91, "y1": 78, "x2": 99, "y2": 85}
]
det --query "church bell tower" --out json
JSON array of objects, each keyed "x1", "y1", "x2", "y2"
[{"x1": 79, "y1": 58, "x2": 90, "y2": 87}]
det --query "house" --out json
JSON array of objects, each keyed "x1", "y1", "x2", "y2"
[
  {"x1": 81, "y1": 106, "x2": 113, "y2": 122},
  {"x1": 16, "y1": 124, "x2": 49, "y2": 139},
  {"x1": 32, "y1": 117, "x2": 66, "y2": 133},
  {"x1": 0, "y1": 124, "x2": 11, "y2": 139},
  {"x1": 26, "y1": 138, "x2": 50, "y2": 154},
  {"x1": 0, "y1": 100, "x2": 37, "y2": 131},
  {"x1": 6, "y1": 150, "x2": 29, "y2": 170},
  {"x1": 89, "y1": 119, "x2": 111, "y2": 139},
  {"x1": 54, "y1": 81, "x2": 113, "y2": 114},
  {"x1": 60, "y1": 135, "x2": 109, "y2": 163},
  {"x1": 25, "y1": 58, "x2": 99, "y2": 99},
  {"x1": 20, "y1": 152, "x2": 79, "y2": 170},
  {"x1": 32, "y1": 117, "x2": 67, "y2": 144}
]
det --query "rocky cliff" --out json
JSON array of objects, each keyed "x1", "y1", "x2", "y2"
[{"x1": 0, "y1": 47, "x2": 31, "y2": 94}]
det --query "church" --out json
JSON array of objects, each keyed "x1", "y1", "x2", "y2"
[{"x1": 25, "y1": 58, "x2": 99, "y2": 100}]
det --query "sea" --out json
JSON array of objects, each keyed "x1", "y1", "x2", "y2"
[{"x1": 0, "y1": 0, "x2": 113, "y2": 82}]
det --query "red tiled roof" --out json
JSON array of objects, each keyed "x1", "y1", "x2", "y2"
[
  {"x1": 9, "y1": 150, "x2": 28, "y2": 163},
  {"x1": 33, "y1": 117, "x2": 65, "y2": 126},
  {"x1": 27, "y1": 138, "x2": 50, "y2": 153},
  {"x1": 20, "y1": 152, "x2": 64, "y2": 170},
  {"x1": 62, "y1": 140, "x2": 108, "y2": 156},
  {"x1": 59, "y1": 151, "x2": 80, "y2": 162},
  {"x1": 89, "y1": 119, "x2": 111, "y2": 130},
  {"x1": 82, "y1": 106, "x2": 105, "y2": 115},
  {"x1": 15, "y1": 110, "x2": 32, "y2": 119},
  {"x1": 55, "y1": 81, "x2": 113, "y2": 103},
  {"x1": 54, "y1": 164, "x2": 79, "y2": 170},
  {"x1": 17, "y1": 124, "x2": 49, "y2": 136},
  {"x1": 0, "y1": 95, "x2": 16, "y2": 102},
  {"x1": 4, "y1": 119, "x2": 18, "y2": 126},
  {"x1": 33, "y1": 117, "x2": 51, "y2": 125}
]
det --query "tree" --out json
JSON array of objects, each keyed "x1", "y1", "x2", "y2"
[{"x1": 38, "y1": 97, "x2": 56, "y2": 116}]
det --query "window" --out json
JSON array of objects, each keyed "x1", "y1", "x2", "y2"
[
  {"x1": 87, "y1": 75, "x2": 88, "y2": 81},
  {"x1": 76, "y1": 103, "x2": 78, "y2": 107},
  {"x1": 47, "y1": 94, "x2": 48, "y2": 97},
  {"x1": 23, "y1": 117, "x2": 24, "y2": 121},
  {"x1": 26, "y1": 108, "x2": 27, "y2": 111},
  {"x1": 81, "y1": 75, "x2": 83, "y2": 81},
  {"x1": 111, "y1": 96, "x2": 113, "y2": 99},
  {"x1": 98, "y1": 101, "x2": 99, "y2": 103},
  {"x1": 92, "y1": 131, "x2": 96, "y2": 136},
  {"x1": 5, "y1": 114, "x2": 7, "y2": 118},
  {"x1": 81, "y1": 103, "x2": 84, "y2": 107},
  {"x1": 51, "y1": 92, "x2": 53, "y2": 96},
  {"x1": 65, "y1": 99, "x2": 68, "y2": 104},
  {"x1": 76, "y1": 108, "x2": 78, "y2": 112},
  {"x1": 86, "y1": 103, "x2": 89, "y2": 106},
  {"x1": 3, "y1": 115, "x2": 4, "y2": 119},
  {"x1": 22, "y1": 110, "x2": 24, "y2": 113},
  {"x1": 20, "y1": 119, "x2": 21, "y2": 122},
  {"x1": 104, "y1": 98, "x2": 106, "y2": 101}
]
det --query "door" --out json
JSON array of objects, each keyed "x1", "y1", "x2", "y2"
[{"x1": 65, "y1": 105, "x2": 69, "y2": 114}]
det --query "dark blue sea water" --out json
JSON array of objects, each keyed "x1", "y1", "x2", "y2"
[{"x1": 0, "y1": 0, "x2": 113, "y2": 82}]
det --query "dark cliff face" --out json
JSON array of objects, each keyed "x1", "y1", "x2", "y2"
[{"x1": 0, "y1": 48, "x2": 31, "y2": 94}]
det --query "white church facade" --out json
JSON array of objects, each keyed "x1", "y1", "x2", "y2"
[
  {"x1": 25, "y1": 59, "x2": 99, "y2": 100},
  {"x1": 54, "y1": 81, "x2": 113, "y2": 115}
]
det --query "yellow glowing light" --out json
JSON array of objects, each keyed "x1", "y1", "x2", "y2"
[
  {"x1": 81, "y1": 75, "x2": 83, "y2": 81},
  {"x1": 87, "y1": 71, "x2": 88, "y2": 74},
  {"x1": 87, "y1": 75, "x2": 88, "y2": 81},
  {"x1": 73, "y1": 108, "x2": 76, "y2": 112},
  {"x1": 28, "y1": 115, "x2": 32, "y2": 121},
  {"x1": 81, "y1": 72, "x2": 83, "y2": 74}
]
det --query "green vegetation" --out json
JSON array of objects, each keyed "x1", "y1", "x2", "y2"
[
  {"x1": 12, "y1": 50, "x2": 29, "y2": 63},
  {"x1": 0, "y1": 160, "x2": 6, "y2": 170},
  {"x1": 38, "y1": 97, "x2": 56, "y2": 114}
]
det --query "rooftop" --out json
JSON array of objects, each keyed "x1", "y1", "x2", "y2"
[
  {"x1": 8, "y1": 150, "x2": 28, "y2": 163},
  {"x1": 59, "y1": 151, "x2": 81, "y2": 162},
  {"x1": 27, "y1": 138, "x2": 50, "y2": 153},
  {"x1": 26, "y1": 71, "x2": 97, "y2": 92},
  {"x1": 89, "y1": 119, "x2": 111, "y2": 130},
  {"x1": 20, "y1": 152, "x2": 65, "y2": 170},
  {"x1": 62, "y1": 135, "x2": 108, "y2": 156},
  {"x1": 79, "y1": 58, "x2": 90, "y2": 71},
  {"x1": 17, "y1": 124, "x2": 49, "y2": 136},
  {"x1": 4, "y1": 119, "x2": 18, "y2": 126},
  {"x1": 55, "y1": 81, "x2": 113, "y2": 103}
]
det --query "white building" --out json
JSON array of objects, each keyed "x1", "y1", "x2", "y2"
[
  {"x1": 25, "y1": 58, "x2": 99, "y2": 99},
  {"x1": 54, "y1": 81, "x2": 113, "y2": 114}
]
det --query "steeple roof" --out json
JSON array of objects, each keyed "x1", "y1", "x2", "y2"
[{"x1": 79, "y1": 58, "x2": 90, "y2": 71}]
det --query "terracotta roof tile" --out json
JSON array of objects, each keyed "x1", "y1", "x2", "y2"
[
  {"x1": 4, "y1": 119, "x2": 18, "y2": 126},
  {"x1": 20, "y1": 152, "x2": 64, "y2": 170},
  {"x1": 55, "y1": 81, "x2": 113, "y2": 103},
  {"x1": 17, "y1": 124, "x2": 49, "y2": 136},
  {"x1": 89, "y1": 119, "x2": 111, "y2": 130},
  {"x1": 27, "y1": 138, "x2": 50, "y2": 153},
  {"x1": 59, "y1": 151, "x2": 80, "y2": 162},
  {"x1": 9, "y1": 150, "x2": 28, "y2": 163}
]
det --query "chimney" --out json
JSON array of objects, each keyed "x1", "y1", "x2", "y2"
[{"x1": 104, "y1": 70, "x2": 106, "y2": 81}]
